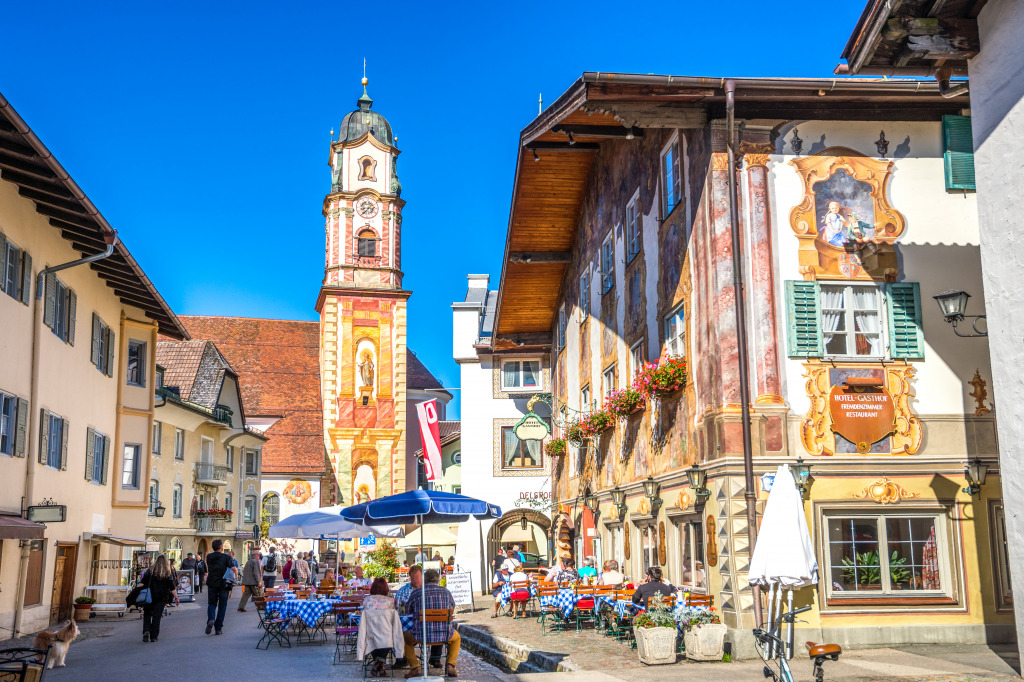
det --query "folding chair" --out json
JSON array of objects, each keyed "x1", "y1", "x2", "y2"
[
  {"x1": 574, "y1": 586, "x2": 598, "y2": 631},
  {"x1": 257, "y1": 616, "x2": 292, "y2": 650},
  {"x1": 592, "y1": 585, "x2": 617, "y2": 633},
  {"x1": 410, "y1": 609, "x2": 454, "y2": 673},
  {"x1": 509, "y1": 580, "x2": 531, "y2": 619},
  {"x1": 536, "y1": 585, "x2": 568, "y2": 635},
  {"x1": 610, "y1": 588, "x2": 637, "y2": 643},
  {"x1": 333, "y1": 624, "x2": 358, "y2": 664},
  {"x1": 0, "y1": 646, "x2": 51, "y2": 682}
]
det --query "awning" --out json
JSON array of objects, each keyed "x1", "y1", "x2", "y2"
[
  {"x1": 0, "y1": 515, "x2": 45, "y2": 540},
  {"x1": 84, "y1": 533, "x2": 147, "y2": 547}
]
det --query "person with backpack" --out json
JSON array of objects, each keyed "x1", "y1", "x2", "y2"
[
  {"x1": 204, "y1": 539, "x2": 235, "y2": 635},
  {"x1": 261, "y1": 546, "x2": 280, "y2": 589}
]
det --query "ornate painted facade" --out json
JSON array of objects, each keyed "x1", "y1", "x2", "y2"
[{"x1": 318, "y1": 80, "x2": 409, "y2": 504}]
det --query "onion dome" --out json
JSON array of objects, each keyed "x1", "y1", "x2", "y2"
[{"x1": 338, "y1": 78, "x2": 394, "y2": 146}]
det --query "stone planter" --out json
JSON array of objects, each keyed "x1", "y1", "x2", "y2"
[
  {"x1": 635, "y1": 626, "x2": 678, "y2": 665},
  {"x1": 73, "y1": 603, "x2": 92, "y2": 621},
  {"x1": 684, "y1": 623, "x2": 727, "y2": 661}
]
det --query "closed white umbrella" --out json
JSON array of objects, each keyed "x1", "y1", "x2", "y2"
[
  {"x1": 269, "y1": 506, "x2": 404, "y2": 540},
  {"x1": 747, "y1": 464, "x2": 818, "y2": 660}
]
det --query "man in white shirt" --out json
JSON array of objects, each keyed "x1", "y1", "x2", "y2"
[
  {"x1": 346, "y1": 566, "x2": 372, "y2": 588},
  {"x1": 500, "y1": 552, "x2": 521, "y2": 574}
]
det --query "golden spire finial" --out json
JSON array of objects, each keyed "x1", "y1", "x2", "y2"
[{"x1": 362, "y1": 77, "x2": 368, "y2": 87}]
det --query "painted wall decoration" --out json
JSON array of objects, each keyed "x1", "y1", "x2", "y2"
[
  {"x1": 788, "y1": 149, "x2": 906, "y2": 281},
  {"x1": 626, "y1": 267, "x2": 645, "y2": 339},
  {"x1": 658, "y1": 521, "x2": 667, "y2": 566},
  {"x1": 282, "y1": 479, "x2": 313, "y2": 505},
  {"x1": 852, "y1": 476, "x2": 920, "y2": 504},
  {"x1": 801, "y1": 363, "x2": 922, "y2": 456},
  {"x1": 705, "y1": 514, "x2": 718, "y2": 567}
]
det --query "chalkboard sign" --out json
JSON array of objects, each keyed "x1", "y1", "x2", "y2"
[{"x1": 445, "y1": 572, "x2": 474, "y2": 607}]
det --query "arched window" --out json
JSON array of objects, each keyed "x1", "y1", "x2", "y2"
[
  {"x1": 262, "y1": 493, "x2": 280, "y2": 526},
  {"x1": 168, "y1": 537, "x2": 182, "y2": 565},
  {"x1": 357, "y1": 230, "x2": 378, "y2": 258}
]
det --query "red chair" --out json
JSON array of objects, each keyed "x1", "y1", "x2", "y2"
[{"x1": 509, "y1": 580, "x2": 531, "y2": 619}]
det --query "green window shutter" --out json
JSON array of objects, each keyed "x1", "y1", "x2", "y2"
[
  {"x1": 785, "y1": 280, "x2": 823, "y2": 357},
  {"x1": 91, "y1": 314, "x2": 101, "y2": 366},
  {"x1": 14, "y1": 398, "x2": 28, "y2": 458},
  {"x1": 101, "y1": 436, "x2": 110, "y2": 485},
  {"x1": 67, "y1": 289, "x2": 77, "y2": 346},
  {"x1": 887, "y1": 282, "x2": 925, "y2": 360},
  {"x1": 60, "y1": 418, "x2": 68, "y2": 470},
  {"x1": 0, "y1": 232, "x2": 7, "y2": 291},
  {"x1": 943, "y1": 115, "x2": 976, "y2": 191},
  {"x1": 43, "y1": 272, "x2": 55, "y2": 329},
  {"x1": 85, "y1": 427, "x2": 95, "y2": 481},
  {"x1": 38, "y1": 409, "x2": 49, "y2": 465},
  {"x1": 20, "y1": 251, "x2": 31, "y2": 305},
  {"x1": 105, "y1": 328, "x2": 115, "y2": 377}
]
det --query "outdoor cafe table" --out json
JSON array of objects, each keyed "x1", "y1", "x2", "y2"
[
  {"x1": 274, "y1": 598, "x2": 340, "y2": 644},
  {"x1": 498, "y1": 582, "x2": 538, "y2": 610},
  {"x1": 594, "y1": 593, "x2": 644, "y2": 619},
  {"x1": 538, "y1": 587, "x2": 586, "y2": 619}
]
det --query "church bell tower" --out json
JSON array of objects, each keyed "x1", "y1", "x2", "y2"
[{"x1": 318, "y1": 78, "x2": 409, "y2": 505}]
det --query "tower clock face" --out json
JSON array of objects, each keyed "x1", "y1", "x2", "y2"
[{"x1": 356, "y1": 198, "x2": 378, "y2": 218}]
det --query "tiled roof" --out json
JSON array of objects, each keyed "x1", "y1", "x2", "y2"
[
  {"x1": 408, "y1": 350, "x2": 450, "y2": 397},
  {"x1": 175, "y1": 316, "x2": 325, "y2": 475},
  {"x1": 414, "y1": 421, "x2": 460, "y2": 457},
  {"x1": 155, "y1": 340, "x2": 234, "y2": 411}
]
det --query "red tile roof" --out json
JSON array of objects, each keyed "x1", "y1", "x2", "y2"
[{"x1": 176, "y1": 316, "x2": 325, "y2": 475}]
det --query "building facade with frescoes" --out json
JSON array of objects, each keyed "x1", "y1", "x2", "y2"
[{"x1": 491, "y1": 73, "x2": 1011, "y2": 653}]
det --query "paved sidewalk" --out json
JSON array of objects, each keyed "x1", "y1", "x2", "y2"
[{"x1": 455, "y1": 596, "x2": 1021, "y2": 681}]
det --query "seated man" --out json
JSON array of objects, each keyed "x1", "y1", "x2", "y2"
[
  {"x1": 632, "y1": 566, "x2": 676, "y2": 609},
  {"x1": 402, "y1": 568, "x2": 459, "y2": 679},
  {"x1": 320, "y1": 569, "x2": 338, "y2": 591},
  {"x1": 600, "y1": 560, "x2": 625, "y2": 586},
  {"x1": 491, "y1": 567, "x2": 510, "y2": 617},
  {"x1": 346, "y1": 566, "x2": 372, "y2": 589},
  {"x1": 578, "y1": 556, "x2": 598, "y2": 581}
]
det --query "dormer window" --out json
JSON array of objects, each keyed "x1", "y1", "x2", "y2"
[{"x1": 357, "y1": 230, "x2": 378, "y2": 258}]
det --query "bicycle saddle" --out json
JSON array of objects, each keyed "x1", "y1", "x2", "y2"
[{"x1": 805, "y1": 641, "x2": 842, "y2": 658}]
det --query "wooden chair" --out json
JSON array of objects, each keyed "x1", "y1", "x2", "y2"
[
  {"x1": 536, "y1": 584, "x2": 567, "y2": 635},
  {"x1": 592, "y1": 585, "x2": 617, "y2": 633},
  {"x1": 410, "y1": 609, "x2": 453, "y2": 672},
  {"x1": 610, "y1": 588, "x2": 638, "y2": 643},
  {"x1": 509, "y1": 580, "x2": 531, "y2": 619},
  {"x1": 685, "y1": 593, "x2": 713, "y2": 608},
  {"x1": 573, "y1": 586, "x2": 598, "y2": 631},
  {"x1": 316, "y1": 586, "x2": 335, "y2": 597}
]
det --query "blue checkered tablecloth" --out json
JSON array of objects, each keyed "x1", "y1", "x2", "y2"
[
  {"x1": 538, "y1": 587, "x2": 584, "y2": 618},
  {"x1": 274, "y1": 598, "x2": 340, "y2": 627},
  {"x1": 594, "y1": 594, "x2": 644, "y2": 618},
  {"x1": 499, "y1": 582, "x2": 537, "y2": 608}
]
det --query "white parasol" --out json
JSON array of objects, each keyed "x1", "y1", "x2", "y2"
[
  {"x1": 747, "y1": 464, "x2": 818, "y2": 659},
  {"x1": 268, "y1": 506, "x2": 404, "y2": 540}
]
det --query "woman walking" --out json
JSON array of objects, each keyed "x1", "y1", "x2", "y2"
[{"x1": 141, "y1": 554, "x2": 179, "y2": 642}]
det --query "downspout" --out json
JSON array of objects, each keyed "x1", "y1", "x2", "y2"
[
  {"x1": 724, "y1": 80, "x2": 763, "y2": 630},
  {"x1": 935, "y1": 67, "x2": 969, "y2": 99},
  {"x1": 13, "y1": 236, "x2": 117, "y2": 639}
]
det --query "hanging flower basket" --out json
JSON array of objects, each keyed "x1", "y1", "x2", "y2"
[
  {"x1": 582, "y1": 409, "x2": 615, "y2": 436},
  {"x1": 604, "y1": 387, "x2": 645, "y2": 418},
  {"x1": 565, "y1": 420, "x2": 588, "y2": 446},
  {"x1": 545, "y1": 438, "x2": 567, "y2": 457},
  {"x1": 635, "y1": 356, "x2": 687, "y2": 400}
]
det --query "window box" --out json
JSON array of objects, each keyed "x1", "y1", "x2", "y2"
[{"x1": 634, "y1": 356, "x2": 687, "y2": 400}]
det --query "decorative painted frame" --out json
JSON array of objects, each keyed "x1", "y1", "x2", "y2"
[
  {"x1": 492, "y1": 355, "x2": 550, "y2": 399},
  {"x1": 492, "y1": 417, "x2": 551, "y2": 478},
  {"x1": 801, "y1": 361, "x2": 923, "y2": 456},
  {"x1": 788, "y1": 148, "x2": 906, "y2": 282}
]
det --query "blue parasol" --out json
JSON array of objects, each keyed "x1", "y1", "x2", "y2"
[{"x1": 341, "y1": 489, "x2": 500, "y2": 679}]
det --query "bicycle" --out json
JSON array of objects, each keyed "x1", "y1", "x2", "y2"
[{"x1": 753, "y1": 605, "x2": 841, "y2": 682}]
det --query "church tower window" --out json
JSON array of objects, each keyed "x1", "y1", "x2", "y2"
[{"x1": 357, "y1": 230, "x2": 378, "y2": 258}]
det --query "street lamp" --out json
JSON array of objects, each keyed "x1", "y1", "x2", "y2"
[
  {"x1": 520, "y1": 514, "x2": 529, "y2": 532},
  {"x1": 791, "y1": 458, "x2": 813, "y2": 497},
  {"x1": 963, "y1": 459, "x2": 988, "y2": 496},
  {"x1": 610, "y1": 487, "x2": 627, "y2": 519},
  {"x1": 154, "y1": 501, "x2": 166, "y2": 518},
  {"x1": 686, "y1": 464, "x2": 711, "y2": 506},
  {"x1": 583, "y1": 491, "x2": 599, "y2": 514},
  {"x1": 933, "y1": 289, "x2": 987, "y2": 337},
  {"x1": 642, "y1": 476, "x2": 662, "y2": 512}
]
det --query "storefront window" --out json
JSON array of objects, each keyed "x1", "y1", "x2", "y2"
[{"x1": 825, "y1": 512, "x2": 946, "y2": 597}]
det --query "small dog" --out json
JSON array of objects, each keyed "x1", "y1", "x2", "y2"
[{"x1": 33, "y1": 619, "x2": 79, "y2": 668}]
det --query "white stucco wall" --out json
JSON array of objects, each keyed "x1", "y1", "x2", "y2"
[{"x1": 970, "y1": 0, "x2": 1024, "y2": 649}]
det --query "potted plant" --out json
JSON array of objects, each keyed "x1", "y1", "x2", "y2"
[
  {"x1": 632, "y1": 592, "x2": 678, "y2": 665},
  {"x1": 74, "y1": 596, "x2": 96, "y2": 621},
  {"x1": 565, "y1": 420, "x2": 587, "y2": 446},
  {"x1": 582, "y1": 408, "x2": 615, "y2": 436},
  {"x1": 545, "y1": 438, "x2": 567, "y2": 457},
  {"x1": 678, "y1": 605, "x2": 726, "y2": 661},
  {"x1": 604, "y1": 387, "x2": 645, "y2": 418},
  {"x1": 840, "y1": 550, "x2": 909, "y2": 589},
  {"x1": 634, "y1": 356, "x2": 688, "y2": 400}
]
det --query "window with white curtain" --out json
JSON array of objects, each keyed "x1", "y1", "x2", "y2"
[
  {"x1": 502, "y1": 359, "x2": 540, "y2": 391},
  {"x1": 820, "y1": 283, "x2": 884, "y2": 358},
  {"x1": 501, "y1": 426, "x2": 542, "y2": 470}
]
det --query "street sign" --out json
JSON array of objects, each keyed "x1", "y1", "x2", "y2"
[
  {"x1": 760, "y1": 472, "x2": 776, "y2": 492},
  {"x1": 359, "y1": 534, "x2": 376, "y2": 547}
]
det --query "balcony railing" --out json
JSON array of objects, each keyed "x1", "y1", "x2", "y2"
[
  {"x1": 192, "y1": 517, "x2": 226, "y2": 535},
  {"x1": 194, "y1": 463, "x2": 228, "y2": 486},
  {"x1": 214, "y1": 404, "x2": 234, "y2": 425}
]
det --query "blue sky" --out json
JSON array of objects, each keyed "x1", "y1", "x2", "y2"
[{"x1": 4, "y1": 1, "x2": 865, "y2": 419}]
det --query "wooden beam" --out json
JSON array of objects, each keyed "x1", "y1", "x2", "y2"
[
  {"x1": 508, "y1": 251, "x2": 571, "y2": 264},
  {"x1": 527, "y1": 141, "x2": 600, "y2": 152},
  {"x1": 495, "y1": 331, "x2": 553, "y2": 347},
  {"x1": 110, "y1": 286, "x2": 163, "y2": 312},
  {"x1": 550, "y1": 125, "x2": 643, "y2": 139},
  {"x1": 0, "y1": 151, "x2": 56, "y2": 180},
  {"x1": 0, "y1": 135, "x2": 37, "y2": 159},
  {"x1": 0, "y1": 169, "x2": 73, "y2": 199},
  {"x1": 34, "y1": 204, "x2": 96, "y2": 229},
  {"x1": 19, "y1": 186, "x2": 85, "y2": 214},
  {"x1": 66, "y1": 235, "x2": 108, "y2": 252}
]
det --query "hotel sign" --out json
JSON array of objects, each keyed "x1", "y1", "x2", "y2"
[{"x1": 828, "y1": 385, "x2": 896, "y2": 453}]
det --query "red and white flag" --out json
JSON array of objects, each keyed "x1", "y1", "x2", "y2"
[{"x1": 415, "y1": 399, "x2": 443, "y2": 482}]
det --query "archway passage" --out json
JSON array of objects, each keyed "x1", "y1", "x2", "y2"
[{"x1": 486, "y1": 509, "x2": 552, "y2": 571}]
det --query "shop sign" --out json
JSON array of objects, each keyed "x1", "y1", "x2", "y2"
[
  {"x1": 828, "y1": 384, "x2": 896, "y2": 453},
  {"x1": 234, "y1": 531, "x2": 254, "y2": 539},
  {"x1": 514, "y1": 413, "x2": 550, "y2": 442},
  {"x1": 518, "y1": 492, "x2": 552, "y2": 500}
]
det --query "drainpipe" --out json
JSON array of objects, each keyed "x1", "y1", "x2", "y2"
[
  {"x1": 935, "y1": 66, "x2": 969, "y2": 99},
  {"x1": 725, "y1": 80, "x2": 763, "y2": 630},
  {"x1": 12, "y1": 236, "x2": 118, "y2": 639}
]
